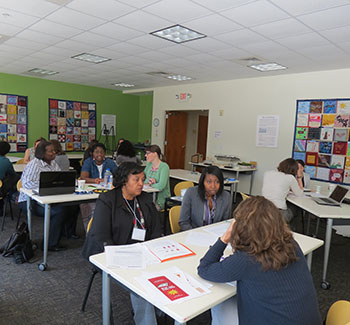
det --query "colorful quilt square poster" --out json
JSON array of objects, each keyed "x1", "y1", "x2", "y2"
[
  {"x1": 48, "y1": 98, "x2": 96, "y2": 152},
  {"x1": 0, "y1": 93, "x2": 27, "y2": 152},
  {"x1": 294, "y1": 98, "x2": 350, "y2": 185}
]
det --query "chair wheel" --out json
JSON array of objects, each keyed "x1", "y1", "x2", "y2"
[
  {"x1": 321, "y1": 281, "x2": 330, "y2": 290},
  {"x1": 38, "y1": 263, "x2": 47, "y2": 271}
]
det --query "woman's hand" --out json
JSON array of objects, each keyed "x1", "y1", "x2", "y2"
[
  {"x1": 148, "y1": 178, "x2": 156, "y2": 185},
  {"x1": 220, "y1": 219, "x2": 235, "y2": 244},
  {"x1": 95, "y1": 178, "x2": 104, "y2": 184}
]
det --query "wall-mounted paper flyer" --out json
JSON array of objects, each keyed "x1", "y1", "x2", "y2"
[{"x1": 256, "y1": 115, "x2": 279, "y2": 148}]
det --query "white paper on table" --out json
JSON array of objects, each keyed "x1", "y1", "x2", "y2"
[
  {"x1": 135, "y1": 267, "x2": 210, "y2": 306},
  {"x1": 203, "y1": 221, "x2": 231, "y2": 237},
  {"x1": 185, "y1": 231, "x2": 218, "y2": 247},
  {"x1": 144, "y1": 239, "x2": 195, "y2": 262},
  {"x1": 105, "y1": 244, "x2": 145, "y2": 269},
  {"x1": 169, "y1": 266, "x2": 213, "y2": 290},
  {"x1": 309, "y1": 192, "x2": 327, "y2": 198}
]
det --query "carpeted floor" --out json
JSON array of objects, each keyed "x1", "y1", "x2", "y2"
[{"x1": 0, "y1": 204, "x2": 349, "y2": 324}]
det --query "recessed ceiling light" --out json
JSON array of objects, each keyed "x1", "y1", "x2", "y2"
[
  {"x1": 27, "y1": 68, "x2": 59, "y2": 76},
  {"x1": 249, "y1": 63, "x2": 287, "y2": 72},
  {"x1": 71, "y1": 53, "x2": 111, "y2": 64},
  {"x1": 150, "y1": 24, "x2": 206, "y2": 44},
  {"x1": 113, "y1": 83, "x2": 135, "y2": 88},
  {"x1": 167, "y1": 74, "x2": 193, "y2": 81}
]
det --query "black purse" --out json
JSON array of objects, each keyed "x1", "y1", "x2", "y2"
[{"x1": 0, "y1": 222, "x2": 34, "y2": 263}]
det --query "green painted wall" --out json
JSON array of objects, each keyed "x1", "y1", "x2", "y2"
[{"x1": 0, "y1": 72, "x2": 153, "y2": 156}]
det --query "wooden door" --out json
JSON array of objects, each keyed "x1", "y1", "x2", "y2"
[
  {"x1": 197, "y1": 115, "x2": 208, "y2": 159},
  {"x1": 164, "y1": 111, "x2": 188, "y2": 169}
]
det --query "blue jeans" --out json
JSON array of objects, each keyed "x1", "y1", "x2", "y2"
[
  {"x1": 129, "y1": 291, "x2": 157, "y2": 325},
  {"x1": 211, "y1": 296, "x2": 239, "y2": 325}
]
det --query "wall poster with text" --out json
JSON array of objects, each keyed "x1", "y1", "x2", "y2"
[
  {"x1": 48, "y1": 98, "x2": 96, "y2": 151},
  {"x1": 293, "y1": 99, "x2": 350, "y2": 184},
  {"x1": 0, "y1": 93, "x2": 28, "y2": 152}
]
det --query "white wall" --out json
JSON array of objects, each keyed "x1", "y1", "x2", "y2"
[{"x1": 151, "y1": 68, "x2": 350, "y2": 194}]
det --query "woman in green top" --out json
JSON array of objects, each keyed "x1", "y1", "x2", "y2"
[{"x1": 144, "y1": 145, "x2": 170, "y2": 210}]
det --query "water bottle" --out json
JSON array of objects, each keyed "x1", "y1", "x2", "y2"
[{"x1": 104, "y1": 169, "x2": 113, "y2": 189}]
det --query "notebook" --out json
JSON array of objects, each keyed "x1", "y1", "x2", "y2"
[
  {"x1": 33, "y1": 171, "x2": 76, "y2": 196},
  {"x1": 312, "y1": 185, "x2": 348, "y2": 206}
]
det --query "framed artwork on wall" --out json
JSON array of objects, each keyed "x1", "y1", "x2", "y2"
[
  {"x1": 48, "y1": 98, "x2": 96, "y2": 151},
  {"x1": 293, "y1": 98, "x2": 350, "y2": 184},
  {"x1": 0, "y1": 93, "x2": 28, "y2": 152}
]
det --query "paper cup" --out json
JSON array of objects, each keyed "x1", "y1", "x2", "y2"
[
  {"x1": 78, "y1": 179, "x2": 86, "y2": 191},
  {"x1": 315, "y1": 185, "x2": 321, "y2": 194}
]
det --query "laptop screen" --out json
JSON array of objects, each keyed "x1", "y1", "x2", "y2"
[
  {"x1": 39, "y1": 171, "x2": 76, "y2": 195},
  {"x1": 330, "y1": 185, "x2": 348, "y2": 202}
]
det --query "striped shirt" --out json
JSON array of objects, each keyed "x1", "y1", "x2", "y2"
[{"x1": 19, "y1": 158, "x2": 61, "y2": 202}]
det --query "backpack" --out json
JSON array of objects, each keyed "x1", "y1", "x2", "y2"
[{"x1": 0, "y1": 222, "x2": 34, "y2": 264}]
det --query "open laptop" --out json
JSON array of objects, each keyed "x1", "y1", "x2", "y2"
[
  {"x1": 312, "y1": 185, "x2": 348, "y2": 206},
  {"x1": 33, "y1": 171, "x2": 76, "y2": 196}
]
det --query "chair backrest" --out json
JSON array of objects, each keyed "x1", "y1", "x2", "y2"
[
  {"x1": 326, "y1": 300, "x2": 350, "y2": 325},
  {"x1": 16, "y1": 158, "x2": 25, "y2": 164},
  {"x1": 87, "y1": 217, "x2": 94, "y2": 233},
  {"x1": 169, "y1": 206, "x2": 181, "y2": 234},
  {"x1": 174, "y1": 181, "x2": 194, "y2": 197},
  {"x1": 17, "y1": 179, "x2": 22, "y2": 192},
  {"x1": 240, "y1": 192, "x2": 250, "y2": 201}
]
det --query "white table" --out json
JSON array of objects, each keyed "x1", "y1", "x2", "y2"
[
  {"x1": 21, "y1": 188, "x2": 99, "y2": 271},
  {"x1": 142, "y1": 185, "x2": 160, "y2": 203},
  {"x1": 8, "y1": 156, "x2": 23, "y2": 163},
  {"x1": 90, "y1": 221, "x2": 323, "y2": 325},
  {"x1": 287, "y1": 194, "x2": 350, "y2": 289},
  {"x1": 14, "y1": 163, "x2": 26, "y2": 173},
  {"x1": 169, "y1": 169, "x2": 239, "y2": 215},
  {"x1": 189, "y1": 162, "x2": 256, "y2": 198}
]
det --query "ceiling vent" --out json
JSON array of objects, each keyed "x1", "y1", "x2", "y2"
[{"x1": 146, "y1": 71, "x2": 171, "y2": 77}]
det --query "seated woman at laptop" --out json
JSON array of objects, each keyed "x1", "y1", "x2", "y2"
[
  {"x1": 80, "y1": 143, "x2": 117, "y2": 184},
  {"x1": 179, "y1": 166, "x2": 231, "y2": 231},
  {"x1": 18, "y1": 141, "x2": 78, "y2": 251},
  {"x1": 262, "y1": 158, "x2": 303, "y2": 222},
  {"x1": 198, "y1": 196, "x2": 321, "y2": 325},
  {"x1": 82, "y1": 162, "x2": 161, "y2": 325}
]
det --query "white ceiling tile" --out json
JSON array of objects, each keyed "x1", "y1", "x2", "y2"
[
  {"x1": 42, "y1": 61, "x2": 78, "y2": 71},
  {"x1": 67, "y1": 0, "x2": 135, "y2": 20},
  {"x1": 221, "y1": 0, "x2": 289, "y2": 27},
  {"x1": 0, "y1": 7, "x2": 39, "y2": 28},
  {"x1": 41, "y1": 45, "x2": 79, "y2": 57},
  {"x1": 238, "y1": 40, "x2": 291, "y2": 57},
  {"x1": 118, "y1": 0, "x2": 161, "y2": 9},
  {"x1": 251, "y1": 18, "x2": 312, "y2": 40},
  {"x1": 143, "y1": 0, "x2": 212, "y2": 23},
  {"x1": 0, "y1": 0, "x2": 59, "y2": 17},
  {"x1": 321, "y1": 26, "x2": 350, "y2": 44},
  {"x1": 184, "y1": 14, "x2": 242, "y2": 36},
  {"x1": 215, "y1": 29, "x2": 267, "y2": 46},
  {"x1": 269, "y1": 0, "x2": 349, "y2": 16},
  {"x1": 336, "y1": 41, "x2": 350, "y2": 53},
  {"x1": 208, "y1": 47, "x2": 253, "y2": 60},
  {"x1": 106, "y1": 42, "x2": 148, "y2": 55},
  {"x1": 45, "y1": 7, "x2": 105, "y2": 30},
  {"x1": 29, "y1": 20, "x2": 82, "y2": 38},
  {"x1": 90, "y1": 22, "x2": 143, "y2": 41},
  {"x1": 298, "y1": 5, "x2": 350, "y2": 31},
  {"x1": 55, "y1": 39, "x2": 99, "y2": 52},
  {"x1": 158, "y1": 45, "x2": 199, "y2": 57},
  {"x1": 183, "y1": 37, "x2": 232, "y2": 52},
  {"x1": 136, "y1": 50, "x2": 176, "y2": 61},
  {"x1": 15, "y1": 29, "x2": 64, "y2": 45},
  {"x1": 163, "y1": 57, "x2": 197, "y2": 67},
  {"x1": 70, "y1": 32, "x2": 118, "y2": 47},
  {"x1": 191, "y1": 0, "x2": 257, "y2": 12},
  {"x1": 3, "y1": 37, "x2": 49, "y2": 51},
  {"x1": 277, "y1": 32, "x2": 332, "y2": 49},
  {"x1": 186, "y1": 53, "x2": 221, "y2": 63},
  {"x1": 113, "y1": 10, "x2": 171, "y2": 33},
  {"x1": 89, "y1": 48, "x2": 128, "y2": 60},
  {"x1": 0, "y1": 22, "x2": 22, "y2": 36},
  {"x1": 118, "y1": 55, "x2": 150, "y2": 65},
  {"x1": 128, "y1": 34, "x2": 171, "y2": 49},
  {"x1": 295, "y1": 44, "x2": 348, "y2": 60}
]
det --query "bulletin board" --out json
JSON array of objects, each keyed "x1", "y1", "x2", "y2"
[
  {"x1": 293, "y1": 99, "x2": 350, "y2": 184},
  {"x1": 48, "y1": 98, "x2": 96, "y2": 151},
  {"x1": 0, "y1": 93, "x2": 28, "y2": 152}
]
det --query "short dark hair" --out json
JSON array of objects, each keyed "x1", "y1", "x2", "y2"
[
  {"x1": 0, "y1": 141, "x2": 10, "y2": 156},
  {"x1": 117, "y1": 140, "x2": 136, "y2": 158},
  {"x1": 277, "y1": 158, "x2": 299, "y2": 176},
  {"x1": 296, "y1": 159, "x2": 305, "y2": 167},
  {"x1": 91, "y1": 143, "x2": 106, "y2": 153},
  {"x1": 51, "y1": 139, "x2": 64, "y2": 155},
  {"x1": 198, "y1": 165, "x2": 224, "y2": 200},
  {"x1": 113, "y1": 162, "x2": 145, "y2": 188},
  {"x1": 35, "y1": 141, "x2": 53, "y2": 160},
  {"x1": 145, "y1": 144, "x2": 164, "y2": 161}
]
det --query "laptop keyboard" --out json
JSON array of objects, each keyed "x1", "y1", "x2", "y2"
[{"x1": 320, "y1": 198, "x2": 334, "y2": 203}]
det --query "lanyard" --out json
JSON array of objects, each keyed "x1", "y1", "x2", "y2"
[
  {"x1": 124, "y1": 197, "x2": 145, "y2": 229},
  {"x1": 204, "y1": 195, "x2": 216, "y2": 226}
]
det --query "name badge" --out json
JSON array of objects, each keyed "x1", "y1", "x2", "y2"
[{"x1": 132, "y1": 227, "x2": 146, "y2": 241}]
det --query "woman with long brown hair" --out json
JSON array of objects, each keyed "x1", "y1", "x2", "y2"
[{"x1": 198, "y1": 196, "x2": 321, "y2": 325}]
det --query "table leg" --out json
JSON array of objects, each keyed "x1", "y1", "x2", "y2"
[
  {"x1": 26, "y1": 197, "x2": 32, "y2": 240},
  {"x1": 306, "y1": 253, "x2": 312, "y2": 271},
  {"x1": 102, "y1": 271, "x2": 111, "y2": 325},
  {"x1": 152, "y1": 192, "x2": 156, "y2": 204},
  {"x1": 42, "y1": 204, "x2": 51, "y2": 268},
  {"x1": 233, "y1": 182, "x2": 238, "y2": 204},
  {"x1": 249, "y1": 171, "x2": 254, "y2": 195},
  {"x1": 321, "y1": 218, "x2": 333, "y2": 289}
]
